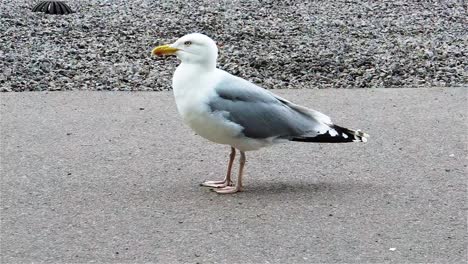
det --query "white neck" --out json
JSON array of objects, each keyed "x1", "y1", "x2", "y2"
[
  {"x1": 172, "y1": 63, "x2": 213, "y2": 97},
  {"x1": 178, "y1": 59, "x2": 216, "y2": 71}
]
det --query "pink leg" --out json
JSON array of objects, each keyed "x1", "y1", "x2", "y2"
[
  {"x1": 215, "y1": 151, "x2": 246, "y2": 194},
  {"x1": 201, "y1": 147, "x2": 235, "y2": 188}
]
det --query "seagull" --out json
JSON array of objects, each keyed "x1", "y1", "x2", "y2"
[{"x1": 152, "y1": 33, "x2": 368, "y2": 194}]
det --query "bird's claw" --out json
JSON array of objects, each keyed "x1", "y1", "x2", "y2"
[
  {"x1": 212, "y1": 186, "x2": 241, "y2": 194},
  {"x1": 200, "y1": 180, "x2": 233, "y2": 188}
]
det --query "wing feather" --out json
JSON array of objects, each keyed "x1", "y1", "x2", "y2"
[{"x1": 208, "y1": 72, "x2": 330, "y2": 139}]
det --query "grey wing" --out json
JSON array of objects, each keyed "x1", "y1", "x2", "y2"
[{"x1": 208, "y1": 74, "x2": 330, "y2": 139}]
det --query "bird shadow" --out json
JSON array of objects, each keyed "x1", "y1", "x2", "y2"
[{"x1": 239, "y1": 179, "x2": 376, "y2": 197}]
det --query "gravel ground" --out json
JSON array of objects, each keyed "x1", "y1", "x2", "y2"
[{"x1": 0, "y1": 0, "x2": 467, "y2": 91}]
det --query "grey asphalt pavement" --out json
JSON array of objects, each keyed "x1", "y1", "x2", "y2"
[{"x1": 1, "y1": 88, "x2": 467, "y2": 263}]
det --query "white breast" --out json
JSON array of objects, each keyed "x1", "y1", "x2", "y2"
[{"x1": 172, "y1": 65, "x2": 243, "y2": 145}]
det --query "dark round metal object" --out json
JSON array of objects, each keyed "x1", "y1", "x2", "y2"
[{"x1": 32, "y1": 1, "x2": 73, "y2": 15}]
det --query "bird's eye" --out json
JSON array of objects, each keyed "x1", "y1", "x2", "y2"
[{"x1": 184, "y1": 41, "x2": 192, "y2": 46}]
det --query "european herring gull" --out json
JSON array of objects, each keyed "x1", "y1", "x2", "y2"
[{"x1": 152, "y1": 33, "x2": 368, "y2": 194}]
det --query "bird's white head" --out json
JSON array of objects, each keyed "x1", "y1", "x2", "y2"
[{"x1": 152, "y1": 33, "x2": 218, "y2": 69}]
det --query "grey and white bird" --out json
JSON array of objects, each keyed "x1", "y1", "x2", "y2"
[{"x1": 152, "y1": 33, "x2": 368, "y2": 194}]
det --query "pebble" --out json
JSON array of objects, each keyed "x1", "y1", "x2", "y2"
[{"x1": 1, "y1": 0, "x2": 466, "y2": 91}]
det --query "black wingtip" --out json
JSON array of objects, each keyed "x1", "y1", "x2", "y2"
[{"x1": 291, "y1": 125, "x2": 368, "y2": 143}]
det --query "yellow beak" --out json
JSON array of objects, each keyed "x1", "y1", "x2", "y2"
[{"x1": 152, "y1": 44, "x2": 178, "y2": 56}]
